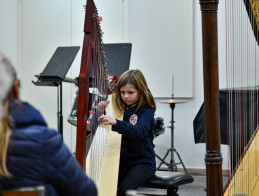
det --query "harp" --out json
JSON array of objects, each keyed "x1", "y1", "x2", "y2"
[
  {"x1": 75, "y1": 0, "x2": 123, "y2": 195},
  {"x1": 200, "y1": 0, "x2": 259, "y2": 195}
]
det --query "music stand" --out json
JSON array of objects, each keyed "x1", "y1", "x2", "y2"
[
  {"x1": 32, "y1": 46, "x2": 80, "y2": 138},
  {"x1": 89, "y1": 43, "x2": 132, "y2": 77},
  {"x1": 156, "y1": 98, "x2": 188, "y2": 173}
]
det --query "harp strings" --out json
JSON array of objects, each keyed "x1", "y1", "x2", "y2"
[
  {"x1": 86, "y1": 8, "x2": 112, "y2": 183},
  {"x1": 225, "y1": 0, "x2": 259, "y2": 195}
]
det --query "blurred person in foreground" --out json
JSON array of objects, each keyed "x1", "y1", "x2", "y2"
[{"x1": 0, "y1": 52, "x2": 97, "y2": 196}]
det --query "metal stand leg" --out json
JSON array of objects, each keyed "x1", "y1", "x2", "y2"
[
  {"x1": 156, "y1": 148, "x2": 187, "y2": 173},
  {"x1": 156, "y1": 101, "x2": 188, "y2": 173}
]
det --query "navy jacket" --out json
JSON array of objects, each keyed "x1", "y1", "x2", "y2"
[
  {"x1": 112, "y1": 104, "x2": 156, "y2": 171},
  {"x1": 0, "y1": 101, "x2": 97, "y2": 196}
]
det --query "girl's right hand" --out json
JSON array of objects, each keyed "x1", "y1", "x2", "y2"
[{"x1": 98, "y1": 114, "x2": 117, "y2": 125}]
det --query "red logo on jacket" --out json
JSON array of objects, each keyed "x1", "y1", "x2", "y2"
[{"x1": 130, "y1": 114, "x2": 138, "y2": 125}]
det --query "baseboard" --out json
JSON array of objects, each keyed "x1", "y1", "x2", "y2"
[{"x1": 157, "y1": 167, "x2": 229, "y2": 176}]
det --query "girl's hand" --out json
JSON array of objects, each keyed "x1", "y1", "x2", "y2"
[
  {"x1": 98, "y1": 114, "x2": 117, "y2": 126},
  {"x1": 95, "y1": 100, "x2": 110, "y2": 112}
]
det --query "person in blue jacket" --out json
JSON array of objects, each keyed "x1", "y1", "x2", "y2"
[
  {"x1": 0, "y1": 52, "x2": 97, "y2": 196},
  {"x1": 98, "y1": 69, "x2": 156, "y2": 196}
]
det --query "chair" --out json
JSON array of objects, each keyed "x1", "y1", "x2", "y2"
[
  {"x1": 2, "y1": 186, "x2": 45, "y2": 196},
  {"x1": 141, "y1": 171, "x2": 194, "y2": 196}
]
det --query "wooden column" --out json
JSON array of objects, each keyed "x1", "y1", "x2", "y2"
[{"x1": 199, "y1": 0, "x2": 223, "y2": 195}]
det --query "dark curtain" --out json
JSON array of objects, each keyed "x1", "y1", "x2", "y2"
[{"x1": 193, "y1": 89, "x2": 259, "y2": 171}]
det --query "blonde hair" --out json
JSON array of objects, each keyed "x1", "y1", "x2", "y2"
[
  {"x1": 115, "y1": 69, "x2": 156, "y2": 114},
  {"x1": 0, "y1": 101, "x2": 11, "y2": 177},
  {"x1": 0, "y1": 52, "x2": 17, "y2": 177}
]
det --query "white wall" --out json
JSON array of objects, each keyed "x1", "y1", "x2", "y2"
[
  {"x1": 0, "y1": 0, "x2": 230, "y2": 171},
  {"x1": 127, "y1": 0, "x2": 193, "y2": 98},
  {"x1": 0, "y1": 0, "x2": 17, "y2": 67}
]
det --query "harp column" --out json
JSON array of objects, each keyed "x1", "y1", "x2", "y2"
[{"x1": 199, "y1": 0, "x2": 223, "y2": 196}]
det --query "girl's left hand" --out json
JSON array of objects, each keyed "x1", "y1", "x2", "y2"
[
  {"x1": 95, "y1": 100, "x2": 110, "y2": 112},
  {"x1": 98, "y1": 115, "x2": 117, "y2": 126}
]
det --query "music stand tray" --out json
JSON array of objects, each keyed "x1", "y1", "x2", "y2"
[{"x1": 33, "y1": 46, "x2": 80, "y2": 86}]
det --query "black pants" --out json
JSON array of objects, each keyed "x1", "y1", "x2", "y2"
[{"x1": 117, "y1": 164, "x2": 155, "y2": 196}]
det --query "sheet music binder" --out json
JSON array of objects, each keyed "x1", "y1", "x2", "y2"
[{"x1": 33, "y1": 46, "x2": 80, "y2": 86}]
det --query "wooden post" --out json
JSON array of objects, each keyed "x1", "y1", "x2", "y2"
[{"x1": 199, "y1": 0, "x2": 223, "y2": 195}]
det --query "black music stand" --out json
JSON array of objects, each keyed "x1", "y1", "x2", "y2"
[
  {"x1": 89, "y1": 43, "x2": 132, "y2": 77},
  {"x1": 32, "y1": 46, "x2": 80, "y2": 138},
  {"x1": 156, "y1": 97, "x2": 188, "y2": 173}
]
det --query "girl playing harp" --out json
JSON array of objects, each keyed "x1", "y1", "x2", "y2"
[{"x1": 98, "y1": 69, "x2": 156, "y2": 196}]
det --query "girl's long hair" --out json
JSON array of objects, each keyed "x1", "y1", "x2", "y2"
[
  {"x1": 0, "y1": 101, "x2": 11, "y2": 177},
  {"x1": 0, "y1": 53, "x2": 17, "y2": 177},
  {"x1": 115, "y1": 69, "x2": 156, "y2": 114}
]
